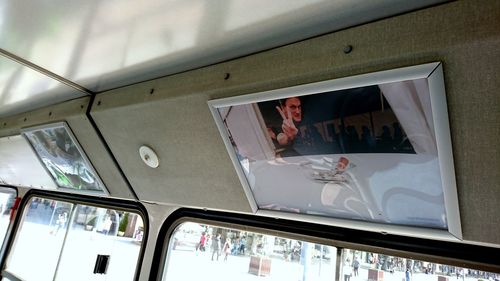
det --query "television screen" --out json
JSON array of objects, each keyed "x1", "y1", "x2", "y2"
[{"x1": 211, "y1": 63, "x2": 459, "y2": 234}]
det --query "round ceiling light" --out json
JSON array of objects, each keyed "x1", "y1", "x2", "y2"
[{"x1": 139, "y1": 145, "x2": 159, "y2": 168}]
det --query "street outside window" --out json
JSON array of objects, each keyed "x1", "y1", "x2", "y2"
[
  {"x1": 339, "y1": 249, "x2": 500, "y2": 281},
  {"x1": 162, "y1": 222, "x2": 337, "y2": 281}
]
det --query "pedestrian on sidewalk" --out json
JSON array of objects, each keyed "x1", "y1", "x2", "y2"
[
  {"x1": 197, "y1": 232, "x2": 207, "y2": 252},
  {"x1": 343, "y1": 259, "x2": 352, "y2": 281},
  {"x1": 223, "y1": 237, "x2": 231, "y2": 261},
  {"x1": 352, "y1": 257, "x2": 360, "y2": 276},
  {"x1": 211, "y1": 233, "x2": 221, "y2": 261},
  {"x1": 406, "y1": 268, "x2": 411, "y2": 281}
]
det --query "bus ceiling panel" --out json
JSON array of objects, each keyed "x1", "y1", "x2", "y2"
[
  {"x1": 0, "y1": 98, "x2": 135, "y2": 200},
  {"x1": 0, "y1": 56, "x2": 88, "y2": 118},
  {"x1": 0, "y1": 0, "x2": 446, "y2": 93},
  {"x1": 90, "y1": 94, "x2": 254, "y2": 213}
]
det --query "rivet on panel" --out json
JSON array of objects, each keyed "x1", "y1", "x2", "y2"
[
  {"x1": 49, "y1": 112, "x2": 52, "y2": 116},
  {"x1": 81, "y1": 105, "x2": 85, "y2": 109},
  {"x1": 150, "y1": 88, "x2": 155, "y2": 95},
  {"x1": 343, "y1": 45, "x2": 353, "y2": 54},
  {"x1": 3, "y1": 123, "x2": 6, "y2": 126},
  {"x1": 224, "y1": 73, "x2": 231, "y2": 80},
  {"x1": 97, "y1": 101, "x2": 101, "y2": 106},
  {"x1": 23, "y1": 118, "x2": 27, "y2": 122}
]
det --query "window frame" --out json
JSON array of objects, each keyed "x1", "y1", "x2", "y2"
[
  {"x1": 152, "y1": 208, "x2": 500, "y2": 280},
  {"x1": 0, "y1": 189, "x2": 149, "y2": 281}
]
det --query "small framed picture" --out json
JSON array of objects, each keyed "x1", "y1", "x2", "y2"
[
  {"x1": 209, "y1": 62, "x2": 461, "y2": 240},
  {"x1": 22, "y1": 122, "x2": 108, "y2": 195}
]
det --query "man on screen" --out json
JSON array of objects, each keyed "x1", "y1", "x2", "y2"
[
  {"x1": 275, "y1": 97, "x2": 302, "y2": 146},
  {"x1": 269, "y1": 96, "x2": 329, "y2": 157}
]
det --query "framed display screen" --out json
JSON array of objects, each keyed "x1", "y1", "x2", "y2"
[
  {"x1": 209, "y1": 62, "x2": 461, "y2": 239},
  {"x1": 21, "y1": 122, "x2": 107, "y2": 194}
]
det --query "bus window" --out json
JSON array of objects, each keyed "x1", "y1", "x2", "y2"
[
  {"x1": 3, "y1": 196, "x2": 145, "y2": 281},
  {"x1": 162, "y1": 222, "x2": 337, "y2": 281},
  {"x1": 339, "y1": 248, "x2": 500, "y2": 281},
  {"x1": 4, "y1": 198, "x2": 73, "y2": 281},
  {"x1": 0, "y1": 188, "x2": 17, "y2": 252},
  {"x1": 54, "y1": 205, "x2": 144, "y2": 281}
]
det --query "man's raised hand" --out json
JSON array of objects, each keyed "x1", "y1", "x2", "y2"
[{"x1": 276, "y1": 105, "x2": 298, "y2": 144}]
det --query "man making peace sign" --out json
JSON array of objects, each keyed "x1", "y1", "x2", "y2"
[
  {"x1": 266, "y1": 96, "x2": 329, "y2": 157},
  {"x1": 276, "y1": 97, "x2": 302, "y2": 146}
]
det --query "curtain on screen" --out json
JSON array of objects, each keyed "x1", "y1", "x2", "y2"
[{"x1": 379, "y1": 79, "x2": 437, "y2": 155}]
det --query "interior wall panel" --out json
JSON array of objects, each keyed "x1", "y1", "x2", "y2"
[
  {"x1": 91, "y1": 94, "x2": 253, "y2": 212},
  {"x1": 91, "y1": 0, "x2": 500, "y2": 244}
]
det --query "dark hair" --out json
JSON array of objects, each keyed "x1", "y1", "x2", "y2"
[{"x1": 279, "y1": 96, "x2": 301, "y2": 106}]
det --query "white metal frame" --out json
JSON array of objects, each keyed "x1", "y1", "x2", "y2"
[{"x1": 208, "y1": 62, "x2": 462, "y2": 241}]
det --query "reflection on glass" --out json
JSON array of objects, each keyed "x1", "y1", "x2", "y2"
[
  {"x1": 0, "y1": 189, "x2": 16, "y2": 249},
  {"x1": 54, "y1": 205, "x2": 144, "y2": 281},
  {"x1": 226, "y1": 1, "x2": 318, "y2": 31},
  {"x1": 0, "y1": 135, "x2": 57, "y2": 189},
  {"x1": 340, "y1": 249, "x2": 500, "y2": 281},
  {"x1": 163, "y1": 222, "x2": 337, "y2": 281},
  {"x1": 5, "y1": 198, "x2": 73, "y2": 281},
  {"x1": 23, "y1": 123, "x2": 105, "y2": 193}
]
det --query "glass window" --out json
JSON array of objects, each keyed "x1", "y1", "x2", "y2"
[
  {"x1": 5, "y1": 198, "x2": 73, "y2": 281},
  {"x1": 0, "y1": 187, "x2": 17, "y2": 249},
  {"x1": 3, "y1": 196, "x2": 145, "y2": 281},
  {"x1": 339, "y1": 249, "x2": 500, "y2": 281},
  {"x1": 162, "y1": 221, "x2": 500, "y2": 281},
  {"x1": 162, "y1": 222, "x2": 337, "y2": 281},
  {"x1": 54, "y1": 204, "x2": 144, "y2": 281}
]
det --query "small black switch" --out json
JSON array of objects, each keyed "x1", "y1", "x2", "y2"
[{"x1": 93, "y1": 254, "x2": 110, "y2": 274}]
